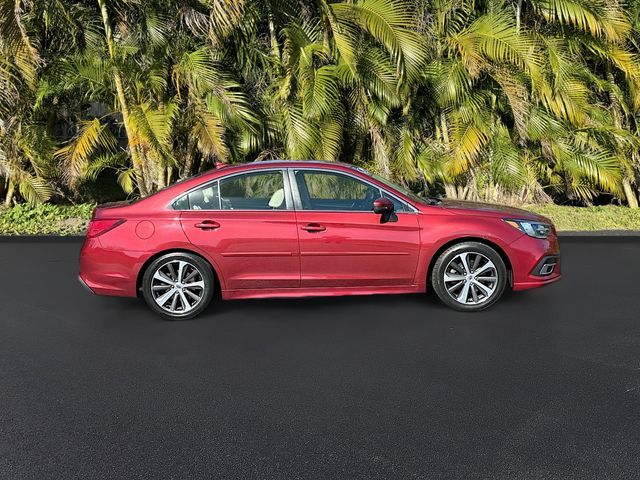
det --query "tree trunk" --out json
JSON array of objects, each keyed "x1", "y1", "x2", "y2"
[
  {"x1": 604, "y1": 69, "x2": 635, "y2": 208},
  {"x1": 371, "y1": 126, "x2": 391, "y2": 177},
  {"x1": 139, "y1": 149, "x2": 154, "y2": 194},
  {"x1": 441, "y1": 113, "x2": 457, "y2": 199},
  {"x1": 515, "y1": 0, "x2": 523, "y2": 33},
  {"x1": 444, "y1": 183, "x2": 458, "y2": 199},
  {"x1": 623, "y1": 177, "x2": 639, "y2": 208},
  {"x1": 4, "y1": 181, "x2": 15, "y2": 207},
  {"x1": 439, "y1": 113, "x2": 450, "y2": 146},
  {"x1": 98, "y1": 0, "x2": 148, "y2": 197},
  {"x1": 182, "y1": 137, "x2": 196, "y2": 179},
  {"x1": 268, "y1": 12, "x2": 280, "y2": 60},
  {"x1": 182, "y1": 151, "x2": 194, "y2": 179}
]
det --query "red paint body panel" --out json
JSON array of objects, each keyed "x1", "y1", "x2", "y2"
[
  {"x1": 179, "y1": 210, "x2": 300, "y2": 289},
  {"x1": 78, "y1": 161, "x2": 561, "y2": 304},
  {"x1": 509, "y1": 231, "x2": 562, "y2": 290},
  {"x1": 295, "y1": 211, "x2": 421, "y2": 287}
]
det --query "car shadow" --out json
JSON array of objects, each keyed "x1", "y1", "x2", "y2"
[
  {"x1": 89, "y1": 285, "x2": 537, "y2": 325},
  {"x1": 211, "y1": 290, "x2": 448, "y2": 316}
]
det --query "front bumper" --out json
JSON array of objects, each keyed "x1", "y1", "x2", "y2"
[{"x1": 509, "y1": 234, "x2": 562, "y2": 291}]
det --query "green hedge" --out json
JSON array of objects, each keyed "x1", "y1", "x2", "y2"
[
  {"x1": 0, "y1": 204, "x2": 95, "y2": 236},
  {"x1": 1, "y1": 203, "x2": 640, "y2": 235}
]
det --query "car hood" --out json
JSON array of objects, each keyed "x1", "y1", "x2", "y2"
[{"x1": 439, "y1": 199, "x2": 549, "y2": 222}]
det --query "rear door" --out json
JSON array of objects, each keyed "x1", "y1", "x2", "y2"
[
  {"x1": 177, "y1": 169, "x2": 300, "y2": 290},
  {"x1": 290, "y1": 168, "x2": 421, "y2": 288}
]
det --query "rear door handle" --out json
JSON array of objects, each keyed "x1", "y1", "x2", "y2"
[
  {"x1": 195, "y1": 220, "x2": 220, "y2": 230},
  {"x1": 301, "y1": 223, "x2": 326, "y2": 233}
]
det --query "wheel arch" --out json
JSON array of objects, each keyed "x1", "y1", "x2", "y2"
[
  {"x1": 426, "y1": 237, "x2": 513, "y2": 288},
  {"x1": 136, "y1": 248, "x2": 222, "y2": 298}
]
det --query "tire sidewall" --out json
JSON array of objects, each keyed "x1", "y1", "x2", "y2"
[
  {"x1": 431, "y1": 242, "x2": 507, "y2": 312},
  {"x1": 142, "y1": 253, "x2": 214, "y2": 320}
]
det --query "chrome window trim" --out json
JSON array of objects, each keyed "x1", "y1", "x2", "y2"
[
  {"x1": 169, "y1": 168, "x2": 294, "y2": 212},
  {"x1": 288, "y1": 167, "x2": 419, "y2": 214}
]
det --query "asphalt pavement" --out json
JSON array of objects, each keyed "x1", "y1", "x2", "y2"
[{"x1": 1, "y1": 238, "x2": 639, "y2": 480}]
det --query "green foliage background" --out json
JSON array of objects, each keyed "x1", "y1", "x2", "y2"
[
  {"x1": 2, "y1": 0, "x2": 640, "y2": 208},
  {"x1": 3, "y1": 203, "x2": 640, "y2": 235}
]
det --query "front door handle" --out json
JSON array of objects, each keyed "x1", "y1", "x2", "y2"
[
  {"x1": 195, "y1": 220, "x2": 220, "y2": 230},
  {"x1": 301, "y1": 223, "x2": 326, "y2": 233}
]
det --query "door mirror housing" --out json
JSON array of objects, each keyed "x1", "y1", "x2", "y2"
[{"x1": 373, "y1": 197, "x2": 394, "y2": 214}]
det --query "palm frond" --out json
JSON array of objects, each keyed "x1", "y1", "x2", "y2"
[
  {"x1": 55, "y1": 118, "x2": 117, "y2": 185},
  {"x1": 425, "y1": 58, "x2": 473, "y2": 109},
  {"x1": 18, "y1": 175, "x2": 52, "y2": 205},
  {"x1": 302, "y1": 65, "x2": 341, "y2": 119},
  {"x1": 82, "y1": 152, "x2": 129, "y2": 182},
  {"x1": 489, "y1": 125, "x2": 526, "y2": 190},
  {"x1": 330, "y1": 0, "x2": 426, "y2": 81},
  {"x1": 318, "y1": 113, "x2": 345, "y2": 161},
  {"x1": 450, "y1": 12, "x2": 542, "y2": 78},
  {"x1": 191, "y1": 110, "x2": 229, "y2": 162},
  {"x1": 117, "y1": 168, "x2": 136, "y2": 194},
  {"x1": 533, "y1": 0, "x2": 631, "y2": 43},
  {"x1": 281, "y1": 103, "x2": 321, "y2": 159},
  {"x1": 0, "y1": 0, "x2": 41, "y2": 88},
  {"x1": 552, "y1": 137, "x2": 623, "y2": 195},
  {"x1": 447, "y1": 111, "x2": 492, "y2": 176}
]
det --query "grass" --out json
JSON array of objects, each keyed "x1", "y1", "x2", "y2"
[
  {"x1": 526, "y1": 205, "x2": 640, "y2": 231},
  {"x1": 1, "y1": 203, "x2": 640, "y2": 235}
]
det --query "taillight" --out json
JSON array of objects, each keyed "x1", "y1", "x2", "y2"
[{"x1": 87, "y1": 218, "x2": 125, "y2": 238}]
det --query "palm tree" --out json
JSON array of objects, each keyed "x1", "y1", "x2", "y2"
[
  {"x1": 405, "y1": 0, "x2": 639, "y2": 204},
  {"x1": 209, "y1": 0, "x2": 426, "y2": 174},
  {"x1": 3, "y1": 0, "x2": 640, "y2": 207},
  {"x1": 48, "y1": 0, "x2": 258, "y2": 196},
  {"x1": 0, "y1": 0, "x2": 55, "y2": 206}
]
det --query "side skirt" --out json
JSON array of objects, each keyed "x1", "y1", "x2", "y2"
[{"x1": 221, "y1": 284, "x2": 426, "y2": 300}]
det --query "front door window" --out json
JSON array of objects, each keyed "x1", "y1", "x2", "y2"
[{"x1": 294, "y1": 170, "x2": 381, "y2": 212}]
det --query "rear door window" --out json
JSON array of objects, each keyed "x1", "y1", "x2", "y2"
[{"x1": 173, "y1": 171, "x2": 287, "y2": 211}]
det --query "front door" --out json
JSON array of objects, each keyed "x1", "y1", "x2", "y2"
[
  {"x1": 291, "y1": 169, "x2": 421, "y2": 288},
  {"x1": 179, "y1": 169, "x2": 300, "y2": 290}
]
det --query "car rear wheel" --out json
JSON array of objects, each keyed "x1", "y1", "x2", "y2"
[
  {"x1": 142, "y1": 252, "x2": 214, "y2": 320},
  {"x1": 431, "y1": 242, "x2": 507, "y2": 312}
]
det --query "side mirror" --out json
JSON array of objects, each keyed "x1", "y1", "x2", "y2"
[{"x1": 373, "y1": 197, "x2": 394, "y2": 214}]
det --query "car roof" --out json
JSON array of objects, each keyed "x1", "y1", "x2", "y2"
[{"x1": 215, "y1": 159, "x2": 362, "y2": 172}]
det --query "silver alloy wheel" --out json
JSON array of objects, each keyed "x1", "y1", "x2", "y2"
[
  {"x1": 150, "y1": 260, "x2": 205, "y2": 314},
  {"x1": 443, "y1": 252, "x2": 498, "y2": 305}
]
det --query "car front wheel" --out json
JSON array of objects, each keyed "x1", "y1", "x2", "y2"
[
  {"x1": 431, "y1": 242, "x2": 507, "y2": 312},
  {"x1": 142, "y1": 252, "x2": 214, "y2": 320}
]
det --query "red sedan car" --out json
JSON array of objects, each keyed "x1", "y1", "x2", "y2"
[{"x1": 79, "y1": 160, "x2": 561, "y2": 320}]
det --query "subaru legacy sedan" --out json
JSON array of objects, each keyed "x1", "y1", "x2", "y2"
[{"x1": 79, "y1": 160, "x2": 561, "y2": 320}]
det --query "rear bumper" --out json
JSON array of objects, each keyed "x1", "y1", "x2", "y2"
[
  {"x1": 78, "y1": 275, "x2": 94, "y2": 294},
  {"x1": 79, "y1": 237, "x2": 141, "y2": 297}
]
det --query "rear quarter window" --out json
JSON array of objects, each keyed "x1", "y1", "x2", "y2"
[{"x1": 172, "y1": 195, "x2": 189, "y2": 210}]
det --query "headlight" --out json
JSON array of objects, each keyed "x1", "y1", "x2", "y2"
[{"x1": 504, "y1": 219, "x2": 552, "y2": 239}]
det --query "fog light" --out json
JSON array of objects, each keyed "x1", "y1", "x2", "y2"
[
  {"x1": 533, "y1": 256, "x2": 559, "y2": 276},
  {"x1": 539, "y1": 263, "x2": 555, "y2": 275}
]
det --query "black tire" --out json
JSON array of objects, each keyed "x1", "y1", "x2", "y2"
[
  {"x1": 142, "y1": 252, "x2": 214, "y2": 320},
  {"x1": 431, "y1": 241, "x2": 507, "y2": 312}
]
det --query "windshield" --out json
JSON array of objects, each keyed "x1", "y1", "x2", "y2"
[{"x1": 359, "y1": 169, "x2": 438, "y2": 206}]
